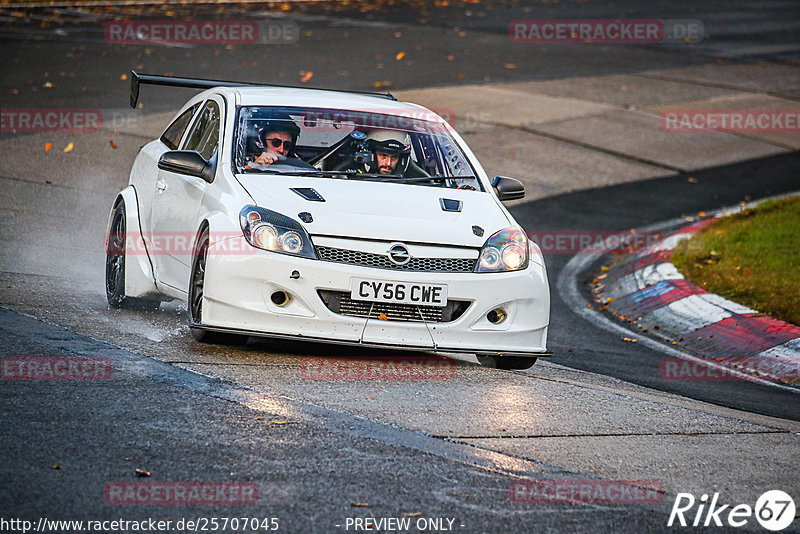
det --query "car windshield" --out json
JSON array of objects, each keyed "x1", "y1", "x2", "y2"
[{"x1": 233, "y1": 105, "x2": 483, "y2": 190}]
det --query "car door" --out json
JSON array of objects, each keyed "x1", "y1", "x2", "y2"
[{"x1": 150, "y1": 96, "x2": 223, "y2": 293}]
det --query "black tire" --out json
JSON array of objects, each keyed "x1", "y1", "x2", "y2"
[
  {"x1": 476, "y1": 355, "x2": 538, "y2": 370},
  {"x1": 105, "y1": 201, "x2": 160, "y2": 311},
  {"x1": 188, "y1": 227, "x2": 246, "y2": 345}
]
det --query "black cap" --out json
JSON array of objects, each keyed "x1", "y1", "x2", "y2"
[{"x1": 259, "y1": 114, "x2": 301, "y2": 143}]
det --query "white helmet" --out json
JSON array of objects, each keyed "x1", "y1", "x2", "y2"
[{"x1": 365, "y1": 130, "x2": 411, "y2": 155}]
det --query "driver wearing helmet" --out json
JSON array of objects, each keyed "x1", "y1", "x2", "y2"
[
  {"x1": 356, "y1": 130, "x2": 429, "y2": 178},
  {"x1": 246, "y1": 116, "x2": 301, "y2": 168}
]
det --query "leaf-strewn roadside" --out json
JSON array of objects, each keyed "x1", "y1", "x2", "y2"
[{"x1": 672, "y1": 196, "x2": 800, "y2": 326}]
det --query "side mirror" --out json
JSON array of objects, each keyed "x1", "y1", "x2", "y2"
[
  {"x1": 492, "y1": 176, "x2": 525, "y2": 201},
  {"x1": 158, "y1": 150, "x2": 216, "y2": 183}
]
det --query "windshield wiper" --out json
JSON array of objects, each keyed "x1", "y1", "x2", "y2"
[
  {"x1": 241, "y1": 169, "x2": 478, "y2": 184},
  {"x1": 252, "y1": 170, "x2": 421, "y2": 181}
]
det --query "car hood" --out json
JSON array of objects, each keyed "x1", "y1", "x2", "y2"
[{"x1": 236, "y1": 174, "x2": 511, "y2": 247}]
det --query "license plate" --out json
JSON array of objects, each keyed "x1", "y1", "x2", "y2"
[{"x1": 350, "y1": 279, "x2": 449, "y2": 307}]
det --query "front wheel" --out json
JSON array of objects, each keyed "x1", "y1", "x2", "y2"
[
  {"x1": 476, "y1": 355, "x2": 538, "y2": 370},
  {"x1": 188, "y1": 227, "x2": 246, "y2": 346},
  {"x1": 105, "y1": 202, "x2": 160, "y2": 311}
]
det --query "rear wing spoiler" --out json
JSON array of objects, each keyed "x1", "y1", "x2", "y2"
[{"x1": 129, "y1": 70, "x2": 396, "y2": 108}]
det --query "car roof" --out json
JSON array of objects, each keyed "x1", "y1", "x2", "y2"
[{"x1": 225, "y1": 86, "x2": 443, "y2": 121}]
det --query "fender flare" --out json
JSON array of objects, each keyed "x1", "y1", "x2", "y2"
[
  {"x1": 107, "y1": 186, "x2": 162, "y2": 300},
  {"x1": 192, "y1": 211, "x2": 250, "y2": 319}
]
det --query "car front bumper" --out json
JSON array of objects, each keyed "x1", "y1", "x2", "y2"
[{"x1": 201, "y1": 237, "x2": 550, "y2": 357}]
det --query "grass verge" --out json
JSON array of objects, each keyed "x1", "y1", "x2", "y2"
[{"x1": 671, "y1": 196, "x2": 800, "y2": 326}]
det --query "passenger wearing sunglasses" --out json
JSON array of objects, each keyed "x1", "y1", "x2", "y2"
[{"x1": 249, "y1": 117, "x2": 301, "y2": 167}]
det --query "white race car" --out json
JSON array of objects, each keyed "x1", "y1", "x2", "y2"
[{"x1": 106, "y1": 72, "x2": 551, "y2": 369}]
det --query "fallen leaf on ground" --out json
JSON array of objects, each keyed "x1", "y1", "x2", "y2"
[
  {"x1": 622, "y1": 337, "x2": 637, "y2": 343},
  {"x1": 350, "y1": 503, "x2": 370, "y2": 507},
  {"x1": 120, "y1": 74, "x2": 127, "y2": 80},
  {"x1": 51, "y1": 464, "x2": 62, "y2": 470},
  {"x1": 300, "y1": 71, "x2": 313, "y2": 83},
  {"x1": 45, "y1": 143, "x2": 51, "y2": 151},
  {"x1": 395, "y1": 52, "x2": 406, "y2": 60},
  {"x1": 63, "y1": 143, "x2": 74, "y2": 153},
  {"x1": 110, "y1": 140, "x2": 117, "y2": 149},
  {"x1": 135, "y1": 468, "x2": 151, "y2": 477}
]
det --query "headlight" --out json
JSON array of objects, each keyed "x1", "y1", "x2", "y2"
[
  {"x1": 239, "y1": 206, "x2": 317, "y2": 259},
  {"x1": 475, "y1": 226, "x2": 528, "y2": 272}
]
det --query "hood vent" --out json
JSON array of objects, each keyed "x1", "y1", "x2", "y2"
[
  {"x1": 440, "y1": 198, "x2": 462, "y2": 212},
  {"x1": 290, "y1": 188, "x2": 325, "y2": 202}
]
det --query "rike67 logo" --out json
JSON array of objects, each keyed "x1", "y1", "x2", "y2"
[{"x1": 668, "y1": 490, "x2": 795, "y2": 531}]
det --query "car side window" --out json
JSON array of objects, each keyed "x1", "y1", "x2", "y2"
[
  {"x1": 160, "y1": 104, "x2": 198, "y2": 150},
  {"x1": 183, "y1": 100, "x2": 221, "y2": 161}
]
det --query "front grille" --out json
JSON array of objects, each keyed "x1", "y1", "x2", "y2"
[
  {"x1": 318, "y1": 290, "x2": 470, "y2": 323},
  {"x1": 316, "y1": 246, "x2": 476, "y2": 272}
]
